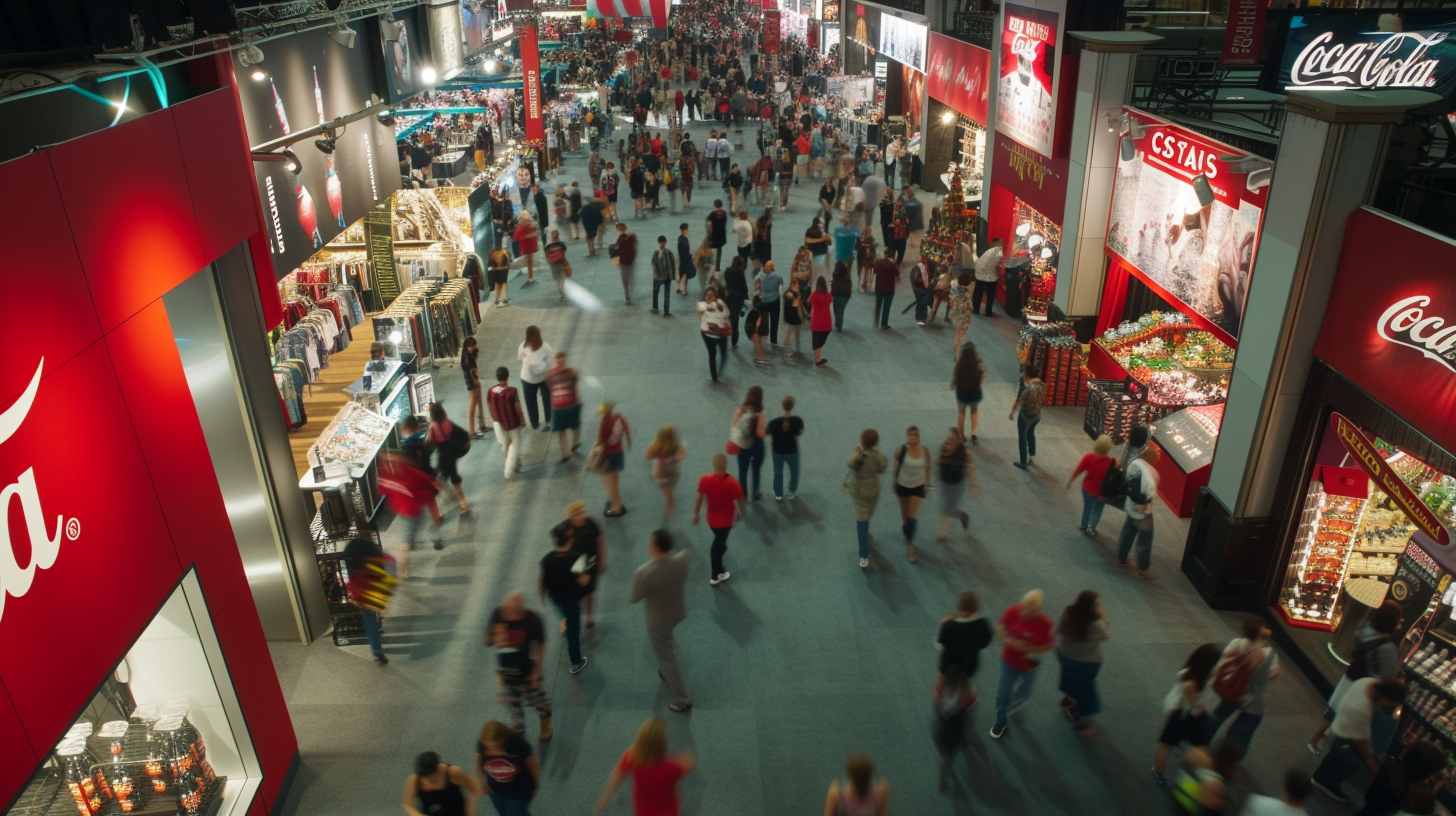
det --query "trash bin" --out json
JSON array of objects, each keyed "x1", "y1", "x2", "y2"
[{"x1": 1331, "y1": 577, "x2": 1390, "y2": 663}]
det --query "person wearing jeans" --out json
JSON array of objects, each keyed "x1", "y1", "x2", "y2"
[
  {"x1": 694, "y1": 454, "x2": 745, "y2": 585},
  {"x1": 767, "y1": 396, "x2": 805, "y2": 500},
  {"x1": 697, "y1": 288, "x2": 731, "y2": 382},
  {"x1": 651, "y1": 235, "x2": 677, "y2": 315},
  {"x1": 1117, "y1": 445, "x2": 1162, "y2": 579},
  {"x1": 845, "y1": 430, "x2": 888, "y2": 568},
  {"x1": 755, "y1": 261, "x2": 784, "y2": 345},
  {"x1": 517, "y1": 326, "x2": 555, "y2": 430},
  {"x1": 872, "y1": 247, "x2": 899, "y2": 329},
  {"x1": 1205, "y1": 617, "x2": 1280, "y2": 752},
  {"x1": 990, "y1": 590, "x2": 1054, "y2": 740},
  {"x1": 1009, "y1": 371, "x2": 1045, "y2": 469},
  {"x1": 1066, "y1": 435, "x2": 1116, "y2": 537},
  {"x1": 1311, "y1": 678, "x2": 1406, "y2": 802},
  {"x1": 540, "y1": 527, "x2": 590, "y2": 673}
]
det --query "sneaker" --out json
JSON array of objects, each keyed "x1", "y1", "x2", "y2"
[
  {"x1": 774, "y1": 494, "x2": 783, "y2": 502},
  {"x1": 971, "y1": 435, "x2": 978, "y2": 446},
  {"x1": 570, "y1": 657, "x2": 589, "y2": 674},
  {"x1": 859, "y1": 558, "x2": 869, "y2": 568},
  {"x1": 710, "y1": 572, "x2": 731, "y2": 585},
  {"x1": 785, "y1": 493, "x2": 795, "y2": 501},
  {"x1": 432, "y1": 539, "x2": 444, "y2": 551},
  {"x1": 989, "y1": 723, "x2": 1007, "y2": 739},
  {"x1": 669, "y1": 702, "x2": 692, "y2": 712},
  {"x1": 1028, "y1": 457, "x2": 1035, "y2": 466},
  {"x1": 374, "y1": 653, "x2": 389, "y2": 666},
  {"x1": 539, "y1": 717, "x2": 554, "y2": 741},
  {"x1": 916, "y1": 320, "x2": 925, "y2": 326},
  {"x1": 1013, "y1": 461, "x2": 1029, "y2": 470},
  {"x1": 753, "y1": 492, "x2": 763, "y2": 501},
  {"x1": 1135, "y1": 569, "x2": 1159, "y2": 580},
  {"x1": 1082, "y1": 528, "x2": 1097, "y2": 539},
  {"x1": 651, "y1": 308, "x2": 660, "y2": 314},
  {"x1": 1306, "y1": 741, "x2": 1323, "y2": 757},
  {"x1": 815, "y1": 358, "x2": 828, "y2": 366}
]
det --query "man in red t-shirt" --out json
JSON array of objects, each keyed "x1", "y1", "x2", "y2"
[
  {"x1": 487, "y1": 366, "x2": 526, "y2": 478},
  {"x1": 990, "y1": 589, "x2": 1054, "y2": 739},
  {"x1": 692, "y1": 453, "x2": 745, "y2": 586}
]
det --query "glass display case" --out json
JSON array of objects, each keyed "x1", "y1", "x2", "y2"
[
  {"x1": 309, "y1": 401, "x2": 394, "y2": 477},
  {"x1": 1152, "y1": 403, "x2": 1223, "y2": 472}
]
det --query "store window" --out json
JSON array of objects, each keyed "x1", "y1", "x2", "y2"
[
  {"x1": 5, "y1": 572, "x2": 261, "y2": 816},
  {"x1": 1010, "y1": 197, "x2": 1059, "y2": 321}
]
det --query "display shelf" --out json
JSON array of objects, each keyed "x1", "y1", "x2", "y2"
[
  {"x1": 308, "y1": 401, "x2": 393, "y2": 476},
  {"x1": 1399, "y1": 706, "x2": 1456, "y2": 751},
  {"x1": 1153, "y1": 404, "x2": 1222, "y2": 472},
  {"x1": 1278, "y1": 485, "x2": 1367, "y2": 629}
]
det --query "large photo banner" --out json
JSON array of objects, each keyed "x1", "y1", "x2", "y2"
[
  {"x1": 996, "y1": 4, "x2": 1058, "y2": 158},
  {"x1": 1105, "y1": 109, "x2": 1270, "y2": 342},
  {"x1": 878, "y1": 15, "x2": 927, "y2": 73},
  {"x1": 927, "y1": 33, "x2": 990, "y2": 125}
]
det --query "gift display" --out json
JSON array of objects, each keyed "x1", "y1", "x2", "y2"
[
  {"x1": 919, "y1": 170, "x2": 978, "y2": 270},
  {"x1": 1280, "y1": 484, "x2": 1365, "y2": 626},
  {"x1": 1094, "y1": 311, "x2": 1232, "y2": 419},
  {"x1": 309, "y1": 401, "x2": 394, "y2": 474},
  {"x1": 1083, "y1": 378, "x2": 1148, "y2": 444},
  {"x1": 1017, "y1": 322, "x2": 1088, "y2": 407}
]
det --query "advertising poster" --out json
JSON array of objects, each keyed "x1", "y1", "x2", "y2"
[
  {"x1": 763, "y1": 9, "x2": 782, "y2": 52},
  {"x1": 379, "y1": 6, "x2": 430, "y2": 102},
  {"x1": 850, "y1": 3, "x2": 880, "y2": 49},
  {"x1": 519, "y1": 24, "x2": 545, "y2": 140},
  {"x1": 878, "y1": 15, "x2": 927, "y2": 73},
  {"x1": 996, "y1": 3, "x2": 1058, "y2": 158},
  {"x1": 237, "y1": 24, "x2": 401, "y2": 278},
  {"x1": 1105, "y1": 109, "x2": 1270, "y2": 341},
  {"x1": 1220, "y1": 0, "x2": 1267, "y2": 66},
  {"x1": 901, "y1": 63, "x2": 925, "y2": 131},
  {"x1": 462, "y1": 0, "x2": 491, "y2": 54},
  {"x1": 1261, "y1": 11, "x2": 1456, "y2": 102},
  {"x1": 824, "y1": 0, "x2": 839, "y2": 22},
  {"x1": 927, "y1": 32, "x2": 990, "y2": 124}
]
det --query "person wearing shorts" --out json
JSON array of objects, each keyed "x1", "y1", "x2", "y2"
[
  {"x1": 547, "y1": 352, "x2": 582, "y2": 463},
  {"x1": 488, "y1": 246, "x2": 511, "y2": 307},
  {"x1": 595, "y1": 403, "x2": 631, "y2": 517}
]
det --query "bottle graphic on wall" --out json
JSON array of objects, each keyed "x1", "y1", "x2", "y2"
[
  {"x1": 272, "y1": 79, "x2": 322, "y2": 248},
  {"x1": 314, "y1": 66, "x2": 345, "y2": 229}
]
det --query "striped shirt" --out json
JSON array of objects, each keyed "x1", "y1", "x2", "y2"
[{"x1": 488, "y1": 384, "x2": 525, "y2": 431}]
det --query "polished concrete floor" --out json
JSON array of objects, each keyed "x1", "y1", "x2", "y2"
[{"x1": 269, "y1": 110, "x2": 1343, "y2": 816}]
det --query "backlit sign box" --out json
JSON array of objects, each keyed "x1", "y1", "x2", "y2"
[{"x1": 1264, "y1": 13, "x2": 1456, "y2": 102}]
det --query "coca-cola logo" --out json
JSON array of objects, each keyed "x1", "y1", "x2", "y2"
[
  {"x1": 1290, "y1": 30, "x2": 1449, "y2": 90},
  {"x1": 0, "y1": 360, "x2": 79, "y2": 626},
  {"x1": 1377, "y1": 295, "x2": 1456, "y2": 372}
]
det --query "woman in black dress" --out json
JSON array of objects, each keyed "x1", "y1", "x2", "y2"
[
  {"x1": 724, "y1": 256, "x2": 750, "y2": 348},
  {"x1": 752, "y1": 209, "x2": 773, "y2": 272}
]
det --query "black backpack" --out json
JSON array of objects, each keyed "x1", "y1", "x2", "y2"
[
  {"x1": 1124, "y1": 467, "x2": 1152, "y2": 506},
  {"x1": 447, "y1": 421, "x2": 473, "y2": 457},
  {"x1": 1099, "y1": 460, "x2": 1126, "y2": 504}
]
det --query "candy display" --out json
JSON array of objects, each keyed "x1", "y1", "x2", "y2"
[
  {"x1": 1151, "y1": 404, "x2": 1223, "y2": 472},
  {"x1": 310, "y1": 401, "x2": 394, "y2": 473},
  {"x1": 1084, "y1": 378, "x2": 1149, "y2": 444},
  {"x1": 1017, "y1": 323, "x2": 1088, "y2": 407},
  {"x1": 1095, "y1": 311, "x2": 1232, "y2": 418},
  {"x1": 1280, "y1": 486, "x2": 1365, "y2": 626},
  {"x1": 1173, "y1": 331, "x2": 1235, "y2": 371}
]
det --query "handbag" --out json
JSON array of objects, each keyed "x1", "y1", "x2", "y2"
[{"x1": 586, "y1": 445, "x2": 605, "y2": 473}]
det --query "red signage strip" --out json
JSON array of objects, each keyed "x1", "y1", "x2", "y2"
[
  {"x1": 1331, "y1": 412, "x2": 1452, "y2": 546},
  {"x1": 927, "y1": 33, "x2": 991, "y2": 125},
  {"x1": 1220, "y1": 0, "x2": 1267, "y2": 66},
  {"x1": 518, "y1": 24, "x2": 544, "y2": 141},
  {"x1": 763, "y1": 10, "x2": 782, "y2": 53}
]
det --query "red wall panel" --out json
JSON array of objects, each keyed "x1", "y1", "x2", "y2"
[
  {"x1": 215, "y1": 584, "x2": 298, "y2": 811},
  {"x1": 0, "y1": 153, "x2": 102, "y2": 405},
  {"x1": 47, "y1": 111, "x2": 206, "y2": 333},
  {"x1": 104, "y1": 300, "x2": 246, "y2": 607},
  {"x1": 0, "y1": 683, "x2": 36, "y2": 804},
  {"x1": 173, "y1": 90, "x2": 265, "y2": 262}
]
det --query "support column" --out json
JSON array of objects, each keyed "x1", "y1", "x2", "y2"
[
  {"x1": 1055, "y1": 31, "x2": 1161, "y2": 324},
  {"x1": 1184, "y1": 89, "x2": 1442, "y2": 607}
]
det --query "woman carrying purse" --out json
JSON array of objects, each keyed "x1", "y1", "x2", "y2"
[{"x1": 697, "y1": 287, "x2": 732, "y2": 383}]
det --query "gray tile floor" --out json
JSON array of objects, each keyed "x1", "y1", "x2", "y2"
[{"x1": 270, "y1": 111, "x2": 1345, "y2": 815}]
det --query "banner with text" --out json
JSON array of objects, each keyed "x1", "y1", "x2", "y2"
[
  {"x1": 1220, "y1": 0, "x2": 1267, "y2": 66},
  {"x1": 927, "y1": 33, "x2": 991, "y2": 125},
  {"x1": 1260, "y1": 11, "x2": 1456, "y2": 105},
  {"x1": 997, "y1": 4, "x2": 1059, "y2": 159},
  {"x1": 519, "y1": 23, "x2": 545, "y2": 141}
]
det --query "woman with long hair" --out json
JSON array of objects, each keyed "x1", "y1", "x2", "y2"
[
  {"x1": 593, "y1": 402, "x2": 632, "y2": 518},
  {"x1": 808, "y1": 277, "x2": 834, "y2": 366},
  {"x1": 1056, "y1": 590, "x2": 1111, "y2": 736},
  {"x1": 949, "y1": 272, "x2": 975, "y2": 354},
  {"x1": 724, "y1": 256, "x2": 750, "y2": 348},
  {"x1": 403, "y1": 750, "x2": 482, "y2": 816},
  {"x1": 696, "y1": 287, "x2": 731, "y2": 382},
  {"x1": 473, "y1": 722, "x2": 538, "y2": 816},
  {"x1": 790, "y1": 245, "x2": 815, "y2": 287},
  {"x1": 461, "y1": 336, "x2": 488, "y2": 439},
  {"x1": 752, "y1": 209, "x2": 774, "y2": 272},
  {"x1": 892, "y1": 426, "x2": 930, "y2": 563},
  {"x1": 645, "y1": 425, "x2": 689, "y2": 522},
  {"x1": 845, "y1": 429, "x2": 888, "y2": 569},
  {"x1": 830, "y1": 260, "x2": 853, "y2": 331},
  {"x1": 729, "y1": 386, "x2": 768, "y2": 500},
  {"x1": 1154, "y1": 643, "x2": 1222, "y2": 785},
  {"x1": 781, "y1": 277, "x2": 805, "y2": 364},
  {"x1": 428, "y1": 402, "x2": 471, "y2": 513},
  {"x1": 821, "y1": 753, "x2": 890, "y2": 816},
  {"x1": 518, "y1": 326, "x2": 555, "y2": 431},
  {"x1": 936, "y1": 428, "x2": 971, "y2": 540},
  {"x1": 595, "y1": 717, "x2": 696, "y2": 816},
  {"x1": 951, "y1": 344, "x2": 985, "y2": 445}
]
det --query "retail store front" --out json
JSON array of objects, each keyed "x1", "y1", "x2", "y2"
[
  {"x1": 1084, "y1": 108, "x2": 1270, "y2": 517},
  {"x1": 924, "y1": 33, "x2": 990, "y2": 202}
]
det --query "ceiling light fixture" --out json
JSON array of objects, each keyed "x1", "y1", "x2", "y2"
[
  {"x1": 250, "y1": 67, "x2": 267, "y2": 81},
  {"x1": 329, "y1": 18, "x2": 358, "y2": 48},
  {"x1": 420, "y1": 65, "x2": 438, "y2": 85},
  {"x1": 282, "y1": 149, "x2": 302, "y2": 173}
]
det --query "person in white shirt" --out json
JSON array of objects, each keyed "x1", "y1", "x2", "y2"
[
  {"x1": 1116, "y1": 445, "x2": 1161, "y2": 579},
  {"x1": 972, "y1": 237, "x2": 1003, "y2": 317},
  {"x1": 1240, "y1": 769, "x2": 1310, "y2": 816},
  {"x1": 1206, "y1": 617, "x2": 1281, "y2": 751},
  {"x1": 1310, "y1": 678, "x2": 1405, "y2": 802},
  {"x1": 733, "y1": 211, "x2": 753, "y2": 261},
  {"x1": 715, "y1": 137, "x2": 732, "y2": 182}
]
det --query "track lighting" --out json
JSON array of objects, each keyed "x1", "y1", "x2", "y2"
[
  {"x1": 315, "y1": 136, "x2": 337, "y2": 154},
  {"x1": 282, "y1": 149, "x2": 302, "y2": 173}
]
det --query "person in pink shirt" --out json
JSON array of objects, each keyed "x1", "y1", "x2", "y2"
[
  {"x1": 990, "y1": 589, "x2": 1055, "y2": 740},
  {"x1": 1065, "y1": 435, "x2": 1116, "y2": 538}
]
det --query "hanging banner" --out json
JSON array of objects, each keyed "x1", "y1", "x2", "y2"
[
  {"x1": 879, "y1": 15, "x2": 928, "y2": 73},
  {"x1": 927, "y1": 32, "x2": 991, "y2": 125},
  {"x1": 764, "y1": 9, "x2": 782, "y2": 52},
  {"x1": 997, "y1": 4, "x2": 1059, "y2": 159},
  {"x1": 519, "y1": 23, "x2": 545, "y2": 141},
  {"x1": 587, "y1": 0, "x2": 670, "y2": 28},
  {"x1": 1331, "y1": 413, "x2": 1452, "y2": 547},
  {"x1": 1220, "y1": 0, "x2": 1267, "y2": 66}
]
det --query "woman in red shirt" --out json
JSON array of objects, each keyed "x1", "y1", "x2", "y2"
[
  {"x1": 1065, "y1": 434, "x2": 1115, "y2": 537},
  {"x1": 595, "y1": 717, "x2": 694, "y2": 816},
  {"x1": 807, "y1": 277, "x2": 834, "y2": 366},
  {"x1": 514, "y1": 213, "x2": 540, "y2": 286},
  {"x1": 593, "y1": 402, "x2": 632, "y2": 517}
]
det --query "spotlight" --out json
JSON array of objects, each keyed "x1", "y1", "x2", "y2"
[
  {"x1": 420, "y1": 65, "x2": 438, "y2": 85},
  {"x1": 485, "y1": 59, "x2": 499, "y2": 73},
  {"x1": 1120, "y1": 135, "x2": 1136, "y2": 162},
  {"x1": 388, "y1": 330, "x2": 403, "y2": 344},
  {"x1": 282, "y1": 148, "x2": 302, "y2": 173},
  {"x1": 329, "y1": 20, "x2": 358, "y2": 48},
  {"x1": 250, "y1": 67, "x2": 267, "y2": 82},
  {"x1": 941, "y1": 110, "x2": 955, "y2": 124},
  {"x1": 315, "y1": 136, "x2": 337, "y2": 154},
  {"x1": 378, "y1": 109, "x2": 398, "y2": 127}
]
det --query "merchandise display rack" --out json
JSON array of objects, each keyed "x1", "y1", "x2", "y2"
[
  {"x1": 311, "y1": 482, "x2": 380, "y2": 647},
  {"x1": 1017, "y1": 322, "x2": 1088, "y2": 408},
  {"x1": 1279, "y1": 484, "x2": 1365, "y2": 628},
  {"x1": 1083, "y1": 378, "x2": 1149, "y2": 444},
  {"x1": 1396, "y1": 633, "x2": 1456, "y2": 797}
]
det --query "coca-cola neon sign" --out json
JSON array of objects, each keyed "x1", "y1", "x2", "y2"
[
  {"x1": 1289, "y1": 30, "x2": 1450, "y2": 91},
  {"x1": 1378, "y1": 295, "x2": 1456, "y2": 371}
]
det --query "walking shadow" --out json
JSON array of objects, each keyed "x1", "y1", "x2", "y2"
[{"x1": 710, "y1": 584, "x2": 764, "y2": 646}]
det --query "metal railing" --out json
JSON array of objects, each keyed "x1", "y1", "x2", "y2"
[{"x1": 949, "y1": 11, "x2": 995, "y2": 50}]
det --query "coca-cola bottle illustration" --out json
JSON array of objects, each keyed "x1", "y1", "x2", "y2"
[
  {"x1": 272, "y1": 79, "x2": 323, "y2": 248},
  {"x1": 313, "y1": 67, "x2": 345, "y2": 229}
]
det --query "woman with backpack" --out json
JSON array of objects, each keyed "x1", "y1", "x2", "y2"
[
  {"x1": 1116, "y1": 445, "x2": 1162, "y2": 579},
  {"x1": 892, "y1": 426, "x2": 930, "y2": 563},
  {"x1": 644, "y1": 425, "x2": 689, "y2": 523},
  {"x1": 1066, "y1": 435, "x2": 1116, "y2": 538},
  {"x1": 952, "y1": 343, "x2": 985, "y2": 445},
  {"x1": 1055, "y1": 590, "x2": 1111, "y2": 736},
  {"x1": 821, "y1": 753, "x2": 890, "y2": 816},
  {"x1": 1153, "y1": 643, "x2": 1222, "y2": 786},
  {"x1": 592, "y1": 402, "x2": 632, "y2": 518},
  {"x1": 1204, "y1": 617, "x2": 1280, "y2": 753},
  {"x1": 427, "y1": 402, "x2": 472, "y2": 514},
  {"x1": 729, "y1": 386, "x2": 768, "y2": 501}
]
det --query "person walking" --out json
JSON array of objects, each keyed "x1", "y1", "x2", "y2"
[
  {"x1": 733, "y1": 209, "x2": 754, "y2": 263},
  {"x1": 582, "y1": 195, "x2": 607, "y2": 255},
  {"x1": 462, "y1": 337, "x2": 488, "y2": 439},
  {"x1": 989, "y1": 589, "x2": 1055, "y2": 740},
  {"x1": 475, "y1": 722, "x2": 540, "y2": 816},
  {"x1": 697, "y1": 287, "x2": 731, "y2": 383},
  {"x1": 829, "y1": 260, "x2": 854, "y2": 332},
  {"x1": 487, "y1": 367, "x2": 527, "y2": 479},
  {"x1": 951, "y1": 345, "x2": 984, "y2": 445},
  {"x1": 808, "y1": 276, "x2": 833, "y2": 365},
  {"x1": 781, "y1": 277, "x2": 805, "y2": 364},
  {"x1": 645, "y1": 425, "x2": 689, "y2": 522},
  {"x1": 342, "y1": 537, "x2": 394, "y2": 664},
  {"x1": 1152, "y1": 643, "x2": 1221, "y2": 785},
  {"x1": 554, "y1": 499, "x2": 606, "y2": 627},
  {"x1": 948, "y1": 273, "x2": 975, "y2": 354},
  {"x1": 805, "y1": 218, "x2": 831, "y2": 276},
  {"x1": 752, "y1": 209, "x2": 774, "y2": 274},
  {"x1": 821, "y1": 754, "x2": 890, "y2": 816},
  {"x1": 1066, "y1": 435, "x2": 1116, "y2": 537},
  {"x1": 724, "y1": 256, "x2": 749, "y2": 348},
  {"x1": 427, "y1": 402, "x2": 473, "y2": 511},
  {"x1": 767, "y1": 396, "x2": 805, "y2": 501},
  {"x1": 694, "y1": 453, "x2": 745, "y2": 586},
  {"x1": 488, "y1": 244, "x2": 512, "y2": 307},
  {"x1": 892, "y1": 426, "x2": 929, "y2": 563},
  {"x1": 518, "y1": 326, "x2": 554, "y2": 431},
  {"x1": 1242, "y1": 770, "x2": 1312, "y2": 816},
  {"x1": 651, "y1": 235, "x2": 678, "y2": 316},
  {"x1": 934, "y1": 666, "x2": 976, "y2": 792},
  {"x1": 544, "y1": 230, "x2": 571, "y2": 302},
  {"x1": 568, "y1": 182, "x2": 584, "y2": 241},
  {"x1": 935, "y1": 428, "x2": 971, "y2": 540},
  {"x1": 1116, "y1": 445, "x2": 1162, "y2": 579},
  {"x1": 593, "y1": 402, "x2": 632, "y2": 518},
  {"x1": 378, "y1": 448, "x2": 439, "y2": 579},
  {"x1": 1310, "y1": 679, "x2": 1407, "y2": 802},
  {"x1": 1009, "y1": 370, "x2": 1045, "y2": 470},
  {"x1": 485, "y1": 593, "x2": 554, "y2": 740},
  {"x1": 856, "y1": 226, "x2": 878, "y2": 294},
  {"x1": 937, "y1": 590, "x2": 993, "y2": 691},
  {"x1": 755, "y1": 258, "x2": 784, "y2": 346},
  {"x1": 612, "y1": 222, "x2": 639, "y2": 304},
  {"x1": 872, "y1": 246, "x2": 899, "y2": 330},
  {"x1": 727, "y1": 162, "x2": 744, "y2": 213},
  {"x1": 546, "y1": 352, "x2": 582, "y2": 463},
  {"x1": 594, "y1": 716, "x2": 696, "y2": 815},
  {"x1": 629, "y1": 530, "x2": 693, "y2": 712},
  {"x1": 1308, "y1": 600, "x2": 1402, "y2": 756},
  {"x1": 514, "y1": 212, "x2": 540, "y2": 287},
  {"x1": 539, "y1": 512, "x2": 595, "y2": 675},
  {"x1": 403, "y1": 752, "x2": 483, "y2": 816},
  {"x1": 677, "y1": 223, "x2": 697, "y2": 295},
  {"x1": 1206, "y1": 617, "x2": 1281, "y2": 753},
  {"x1": 1055, "y1": 590, "x2": 1111, "y2": 736},
  {"x1": 845, "y1": 429, "x2": 888, "y2": 569},
  {"x1": 707, "y1": 200, "x2": 729, "y2": 268},
  {"x1": 729, "y1": 386, "x2": 768, "y2": 500},
  {"x1": 972, "y1": 237, "x2": 1003, "y2": 317},
  {"x1": 745, "y1": 296, "x2": 770, "y2": 365}
]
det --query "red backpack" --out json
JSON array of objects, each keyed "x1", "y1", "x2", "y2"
[{"x1": 1211, "y1": 646, "x2": 1259, "y2": 702}]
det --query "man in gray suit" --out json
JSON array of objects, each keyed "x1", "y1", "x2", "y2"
[{"x1": 629, "y1": 529, "x2": 692, "y2": 712}]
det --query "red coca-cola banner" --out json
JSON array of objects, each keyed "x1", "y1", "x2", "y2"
[
  {"x1": 1331, "y1": 413, "x2": 1452, "y2": 546},
  {"x1": 763, "y1": 9, "x2": 782, "y2": 53},
  {"x1": 1314, "y1": 208, "x2": 1456, "y2": 456},
  {"x1": 927, "y1": 33, "x2": 991, "y2": 125},
  {"x1": 1221, "y1": 0, "x2": 1267, "y2": 66},
  {"x1": 518, "y1": 23, "x2": 545, "y2": 141}
]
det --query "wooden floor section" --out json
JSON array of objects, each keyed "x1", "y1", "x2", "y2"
[{"x1": 287, "y1": 322, "x2": 377, "y2": 481}]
